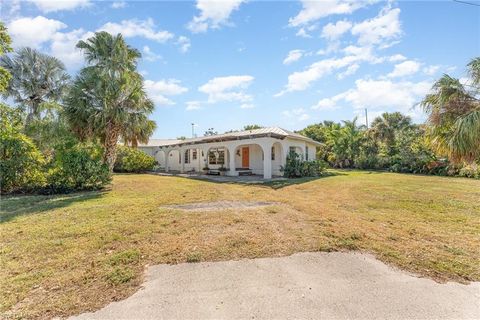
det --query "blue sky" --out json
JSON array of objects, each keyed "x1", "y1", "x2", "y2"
[{"x1": 3, "y1": 0, "x2": 479, "y2": 138}]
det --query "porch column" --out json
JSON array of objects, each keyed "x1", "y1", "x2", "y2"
[
  {"x1": 164, "y1": 148, "x2": 170, "y2": 172},
  {"x1": 228, "y1": 146, "x2": 236, "y2": 176},
  {"x1": 197, "y1": 148, "x2": 201, "y2": 172},
  {"x1": 262, "y1": 144, "x2": 272, "y2": 179},
  {"x1": 180, "y1": 148, "x2": 185, "y2": 173},
  {"x1": 202, "y1": 147, "x2": 210, "y2": 170}
]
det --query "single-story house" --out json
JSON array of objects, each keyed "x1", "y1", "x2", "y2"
[{"x1": 138, "y1": 127, "x2": 321, "y2": 179}]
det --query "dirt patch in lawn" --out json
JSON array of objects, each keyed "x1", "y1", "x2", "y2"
[{"x1": 160, "y1": 201, "x2": 279, "y2": 211}]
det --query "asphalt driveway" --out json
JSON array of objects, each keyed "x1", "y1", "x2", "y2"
[{"x1": 73, "y1": 252, "x2": 480, "y2": 319}]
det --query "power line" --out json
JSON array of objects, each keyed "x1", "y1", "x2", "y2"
[{"x1": 453, "y1": 0, "x2": 480, "y2": 7}]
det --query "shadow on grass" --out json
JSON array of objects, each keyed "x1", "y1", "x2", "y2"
[
  {"x1": 261, "y1": 171, "x2": 346, "y2": 189},
  {"x1": 0, "y1": 190, "x2": 106, "y2": 223},
  {"x1": 163, "y1": 170, "x2": 347, "y2": 190}
]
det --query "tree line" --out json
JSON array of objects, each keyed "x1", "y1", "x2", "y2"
[
  {"x1": 1, "y1": 23, "x2": 157, "y2": 193},
  {"x1": 0, "y1": 20, "x2": 478, "y2": 194},
  {"x1": 298, "y1": 59, "x2": 479, "y2": 178}
]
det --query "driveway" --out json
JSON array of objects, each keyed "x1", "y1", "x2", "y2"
[{"x1": 73, "y1": 252, "x2": 480, "y2": 319}]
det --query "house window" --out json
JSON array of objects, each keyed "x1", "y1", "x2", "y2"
[
  {"x1": 271, "y1": 146, "x2": 275, "y2": 160},
  {"x1": 192, "y1": 150, "x2": 197, "y2": 160},
  {"x1": 305, "y1": 146, "x2": 309, "y2": 161},
  {"x1": 208, "y1": 148, "x2": 225, "y2": 165},
  {"x1": 289, "y1": 146, "x2": 296, "y2": 154},
  {"x1": 184, "y1": 150, "x2": 190, "y2": 164}
]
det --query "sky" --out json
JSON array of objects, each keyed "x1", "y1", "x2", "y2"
[{"x1": 2, "y1": 0, "x2": 479, "y2": 138}]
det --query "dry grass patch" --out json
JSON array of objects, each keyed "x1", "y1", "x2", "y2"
[{"x1": 1, "y1": 171, "x2": 479, "y2": 319}]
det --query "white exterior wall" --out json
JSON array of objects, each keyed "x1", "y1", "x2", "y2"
[
  {"x1": 140, "y1": 136, "x2": 318, "y2": 179},
  {"x1": 138, "y1": 147, "x2": 154, "y2": 157}
]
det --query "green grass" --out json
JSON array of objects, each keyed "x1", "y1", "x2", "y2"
[{"x1": 1, "y1": 170, "x2": 479, "y2": 319}]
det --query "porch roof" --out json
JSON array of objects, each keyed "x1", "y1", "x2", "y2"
[{"x1": 139, "y1": 127, "x2": 321, "y2": 148}]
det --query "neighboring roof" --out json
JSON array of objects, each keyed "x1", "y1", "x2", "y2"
[
  {"x1": 138, "y1": 127, "x2": 321, "y2": 148},
  {"x1": 138, "y1": 139, "x2": 182, "y2": 147}
]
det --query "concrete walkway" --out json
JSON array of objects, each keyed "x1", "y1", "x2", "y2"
[{"x1": 73, "y1": 252, "x2": 480, "y2": 320}]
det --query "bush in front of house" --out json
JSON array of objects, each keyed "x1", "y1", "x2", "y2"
[
  {"x1": 0, "y1": 129, "x2": 47, "y2": 193},
  {"x1": 114, "y1": 146, "x2": 156, "y2": 173},
  {"x1": 281, "y1": 151, "x2": 327, "y2": 178},
  {"x1": 45, "y1": 143, "x2": 111, "y2": 193}
]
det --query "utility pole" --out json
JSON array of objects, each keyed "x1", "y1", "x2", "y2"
[{"x1": 365, "y1": 108, "x2": 369, "y2": 129}]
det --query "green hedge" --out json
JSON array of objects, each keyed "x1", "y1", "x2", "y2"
[
  {"x1": 0, "y1": 129, "x2": 46, "y2": 193},
  {"x1": 114, "y1": 146, "x2": 156, "y2": 173},
  {"x1": 281, "y1": 151, "x2": 327, "y2": 178},
  {"x1": 45, "y1": 144, "x2": 111, "y2": 193}
]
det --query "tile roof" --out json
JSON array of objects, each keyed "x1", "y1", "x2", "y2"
[{"x1": 138, "y1": 127, "x2": 321, "y2": 147}]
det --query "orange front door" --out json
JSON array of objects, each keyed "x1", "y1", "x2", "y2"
[{"x1": 241, "y1": 147, "x2": 249, "y2": 168}]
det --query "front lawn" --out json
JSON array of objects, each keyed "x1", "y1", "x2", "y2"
[{"x1": 1, "y1": 170, "x2": 479, "y2": 318}]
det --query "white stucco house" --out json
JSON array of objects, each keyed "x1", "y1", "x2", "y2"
[{"x1": 138, "y1": 127, "x2": 321, "y2": 179}]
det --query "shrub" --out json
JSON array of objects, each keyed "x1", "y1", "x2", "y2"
[
  {"x1": 281, "y1": 151, "x2": 326, "y2": 178},
  {"x1": 458, "y1": 163, "x2": 480, "y2": 179},
  {"x1": 0, "y1": 129, "x2": 46, "y2": 193},
  {"x1": 114, "y1": 146, "x2": 156, "y2": 173},
  {"x1": 46, "y1": 144, "x2": 110, "y2": 193}
]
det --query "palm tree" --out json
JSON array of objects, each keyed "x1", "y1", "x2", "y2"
[
  {"x1": 65, "y1": 32, "x2": 156, "y2": 171},
  {"x1": 370, "y1": 112, "x2": 412, "y2": 155},
  {"x1": 0, "y1": 47, "x2": 70, "y2": 124},
  {"x1": 371, "y1": 112, "x2": 412, "y2": 143},
  {"x1": 122, "y1": 114, "x2": 156, "y2": 148},
  {"x1": 421, "y1": 57, "x2": 480, "y2": 162},
  {"x1": 0, "y1": 22, "x2": 12, "y2": 93},
  {"x1": 327, "y1": 118, "x2": 364, "y2": 167}
]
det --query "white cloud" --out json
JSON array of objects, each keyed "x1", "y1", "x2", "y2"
[
  {"x1": 98, "y1": 18, "x2": 174, "y2": 43},
  {"x1": 282, "y1": 108, "x2": 310, "y2": 121},
  {"x1": 351, "y1": 7, "x2": 402, "y2": 46},
  {"x1": 296, "y1": 28, "x2": 311, "y2": 38},
  {"x1": 186, "y1": 101, "x2": 202, "y2": 111},
  {"x1": 176, "y1": 36, "x2": 191, "y2": 53},
  {"x1": 317, "y1": 41, "x2": 341, "y2": 55},
  {"x1": 295, "y1": 24, "x2": 318, "y2": 38},
  {"x1": 142, "y1": 46, "x2": 162, "y2": 62},
  {"x1": 289, "y1": 0, "x2": 374, "y2": 27},
  {"x1": 423, "y1": 65, "x2": 440, "y2": 76},
  {"x1": 283, "y1": 49, "x2": 304, "y2": 65},
  {"x1": 187, "y1": 0, "x2": 246, "y2": 33},
  {"x1": 276, "y1": 47, "x2": 381, "y2": 96},
  {"x1": 389, "y1": 54, "x2": 407, "y2": 62},
  {"x1": 387, "y1": 60, "x2": 421, "y2": 78},
  {"x1": 7, "y1": 15, "x2": 92, "y2": 69},
  {"x1": 309, "y1": 78, "x2": 430, "y2": 121},
  {"x1": 321, "y1": 20, "x2": 352, "y2": 40},
  {"x1": 338, "y1": 78, "x2": 431, "y2": 114},
  {"x1": 240, "y1": 103, "x2": 255, "y2": 109},
  {"x1": 199, "y1": 75, "x2": 254, "y2": 103},
  {"x1": 26, "y1": 0, "x2": 90, "y2": 12},
  {"x1": 337, "y1": 63, "x2": 359, "y2": 79},
  {"x1": 111, "y1": 1, "x2": 126, "y2": 9},
  {"x1": 311, "y1": 95, "x2": 343, "y2": 110},
  {"x1": 8, "y1": 16, "x2": 66, "y2": 48},
  {"x1": 50, "y1": 28, "x2": 93, "y2": 68},
  {"x1": 144, "y1": 79, "x2": 188, "y2": 106}
]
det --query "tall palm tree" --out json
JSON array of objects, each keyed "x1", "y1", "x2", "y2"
[
  {"x1": 421, "y1": 57, "x2": 480, "y2": 162},
  {"x1": 64, "y1": 32, "x2": 155, "y2": 171},
  {"x1": 0, "y1": 47, "x2": 69, "y2": 123},
  {"x1": 122, "y1": 114, "x2": 156, "y2": 148},
  {"x1": 371, "y1": 112, "x2": 412, "y2": 143}
]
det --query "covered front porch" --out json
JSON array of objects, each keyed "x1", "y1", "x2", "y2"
[{"x1": 154, "y1": 137, "x2": 292, "y2": 179}]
